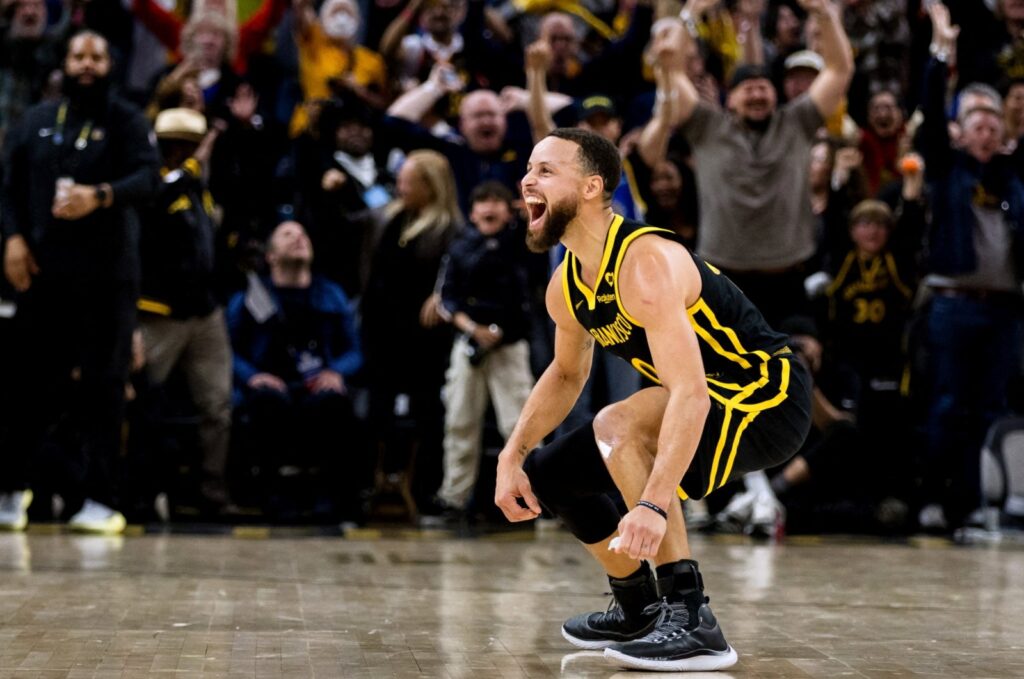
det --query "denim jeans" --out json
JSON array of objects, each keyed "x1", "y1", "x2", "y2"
[{"x1": 926, "y1": 294, "x2": 1023, "y2": 522}]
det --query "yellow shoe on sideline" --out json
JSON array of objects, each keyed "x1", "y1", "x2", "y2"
[
  {"x1": 0, "y1": 490, "x2": 33, "y2": 531},
  {"x1": 68, "y1": 499, "x2": 127, "y2": 535}
]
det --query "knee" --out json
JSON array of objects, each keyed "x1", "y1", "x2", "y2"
[{"x1": 593, "y1": 403, "x2": 646, "y2": 461}]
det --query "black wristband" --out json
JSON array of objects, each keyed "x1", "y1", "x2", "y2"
[{"x1": 637, "y1": 500, "x2": 668, "y2": 520}]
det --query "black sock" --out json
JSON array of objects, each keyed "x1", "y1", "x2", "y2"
[{"x1": 611, "y1": 560, "x2": 650, "y2": 584}]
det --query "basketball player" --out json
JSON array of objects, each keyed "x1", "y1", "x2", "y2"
[{"x1": 494, "y1": 128, "x2": 813, "y2": 671}]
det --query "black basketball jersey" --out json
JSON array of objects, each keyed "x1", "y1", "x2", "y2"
[
  {"x1": 561, "y1": 216, "x2": 793, "y2": 411},
  {"x1": 826, "y1": 249, "x2": 913, "y2": 376}
]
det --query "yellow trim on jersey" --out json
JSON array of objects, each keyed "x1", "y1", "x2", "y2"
[
  {"x1": 826, "y1": 251, "x2": 857, "y2": 298},
  {"x1": 137, "y1": 298, "x2": 172, "y2": 316},
  {"x1": 688, "y1": 300, "x2": 753, "y2": 370},
  {"x1": 719, "y1": 411, "x2": 761, "y2": 489},
  {"x1": 699, "y1": 300, "x2": 772, "y2": 363},
  {"x1": 885, "y1": 252, "x2": 913, "y2": 300},
  {"x1": 706, "y1": 376, "x2": 745, "y2": 391},
  {"x1": 716, "y1": 357, "x2": 792, "y2": 488},
  {"x1": 560, "y1": 253, "x2": 576, "y2": 320},
  {"x1": 611, "y1": 225, "x2": 676, "y2": 327},
  {"x1": 705, "y1": 406, "x2": 733, "y2": 496},
  {"x1": 569, "y1": 215, "x2": 625, "y2": 310}
]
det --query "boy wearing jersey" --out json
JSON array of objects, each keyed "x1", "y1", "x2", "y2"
[{"x1": 494, "y1": 128, "x2": 812, "y2": 672}]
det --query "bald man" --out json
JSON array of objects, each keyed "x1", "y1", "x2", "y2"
[{"x1": 386, "y1": 71, "x2": 532, "y2": 212}]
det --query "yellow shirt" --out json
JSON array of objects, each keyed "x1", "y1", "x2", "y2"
[{"x1": 290, "y1": 23, "x2": 387, "y2": 135}]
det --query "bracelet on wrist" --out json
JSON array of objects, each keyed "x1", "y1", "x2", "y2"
[{"x1": 636, "y1": 499, "x2": 668, "y2": 520}]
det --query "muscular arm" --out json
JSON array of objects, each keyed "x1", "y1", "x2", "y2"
[
  {"x1": 500, "y1": 265, "x2": 594, "y2": 463},
  {"x1": 495, "y1": 264, "x2": 594, "y2": 521},
  {"x1": 617, "y1": 237, "x2": 710, "y2": 511}
]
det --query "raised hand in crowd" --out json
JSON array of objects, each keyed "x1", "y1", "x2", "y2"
[
  {"x1": 525, "y1": 38, "x2": 553, "y2": 74},
  {"x1": 2, "y1": 235, "x2": 39, "y2": 293},
  {"x1": 925, "y1": 0, "x2": 959, "y2": 67},
  {"x1": 899, "y1": 152, "x2": 925, "y2": 202},
  {"x1": 832, "y1": 145, "x2": 864, "y2": 189},
  {"x1": 681, "y1": 0, "x2": 720, "y2": 22},
  {"x1": 427, "y1": 61, "x2": 465, "y2": 96}
]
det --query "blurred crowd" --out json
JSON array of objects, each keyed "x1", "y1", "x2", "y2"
[{"x1": 1, "y1": 0, "x2": 1023, "y2": 536}]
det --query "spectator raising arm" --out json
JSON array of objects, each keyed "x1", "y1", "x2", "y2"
[
  {"x1": 638, "y1": 28, "x2": 689, "y2": 169},
  {"x1": 917, "y1": 2, "x2": 960, "y2": 178},
  {"x1": 525, "y1": 40, "x2": 555, "y2": 142},
  {"x1": 800, "y1": 0, "x2": 854, "y2": 120},
  {"x1": 644, "y1": 18, "x2": 700, "y2": 132},
  {"x1": 379, "y1": 0, "x2": 427, "y2": 62},
  {"x1": 386, "y1": 61, "x2": 463, "y2": 123},
  {"x1": 292, "y1": 0, "x2": 317, "y2": 42}
]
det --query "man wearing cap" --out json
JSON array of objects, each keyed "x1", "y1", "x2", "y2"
[
  {"x1": 134, "y1": 106, "x2": 234, "y2": 517},
  {"x1": 0, "y1": 31, "x2": 160, "y2": 533},
  {"x1": 641, "y1": 0, "x2": 853, "y2": 328},
  {"x1": 781, "y1": 49, "x2": 823, "y2": 103}
]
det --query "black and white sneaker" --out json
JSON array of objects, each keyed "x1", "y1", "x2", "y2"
[
  {"x1": 561, "y1": 563, "x2": 660, "y2": 649},
  {"x1": 603, "y1": 597, "x2": 738, "y2": 671}
]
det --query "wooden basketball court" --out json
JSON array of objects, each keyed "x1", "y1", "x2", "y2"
[{"x1": 1, "y1": 527, "x2": 1022, "y2": 678}]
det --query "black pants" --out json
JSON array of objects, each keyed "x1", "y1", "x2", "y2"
[
  {"x1": 2, "y1": 276, "x2": 135, "y2": 507},
  {"x1": 524, "y1": 357, "x2": 813, "y2": 544}
]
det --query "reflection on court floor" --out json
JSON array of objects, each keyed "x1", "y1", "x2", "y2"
[{"x1": 0, "y1": 529, "x2": 1022, "y2": 677}]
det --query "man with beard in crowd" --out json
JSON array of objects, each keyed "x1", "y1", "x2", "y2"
[
  {"x1": 0, "y1": 30, "x2": 160, "y2": 533},
  {"x1": 643, "y1": 0, "x2": 853, "y2": 328},
  {"x1": 493, "y1": 128, "x2": 812, "y2": 671}
]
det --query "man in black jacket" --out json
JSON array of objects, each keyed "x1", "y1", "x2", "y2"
[
  {"x1": 136, "y1": 106, "x2": 233, "y2": 515},
  {"x1": 0, "y1": 30, "x2": 160, "y2": 533}
]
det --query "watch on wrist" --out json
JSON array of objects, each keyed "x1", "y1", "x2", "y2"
[{"x1": 94, "y1": 184, "x2": 110, "y2": 207}]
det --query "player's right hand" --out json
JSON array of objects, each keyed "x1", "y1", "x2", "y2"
[{"x1": 495, "y1": 459, "x2": 541, "y2": 522}]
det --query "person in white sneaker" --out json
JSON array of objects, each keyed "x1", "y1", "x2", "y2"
[
  {"x1": 0, "y1": 490, "x2": 33, "y2": 531},
  {"x1": 1, "y1": 32, "x2": 159, "y2": 536}
]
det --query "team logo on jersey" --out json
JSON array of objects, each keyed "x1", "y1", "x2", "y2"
[{"x1": 605, "y1": 272, "x2": 615, "y2": 286}]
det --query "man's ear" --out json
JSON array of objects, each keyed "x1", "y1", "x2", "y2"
[{"x1": 583, "y1": 175, "x2": 604, "y2": 201}]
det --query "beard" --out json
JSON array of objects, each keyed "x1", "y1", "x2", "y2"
[
  {"x1": 62, "y1": 73, "x2": 111, "y2": 114},
  {"x1": 526, "y1": 194, "x2": 578, "y2": 253},
  {"x1": 741, "y1": 112, "x2": 772, "y2": 132}
]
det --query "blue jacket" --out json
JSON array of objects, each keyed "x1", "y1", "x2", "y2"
[
  {"x1": 226, "y1": 276, "x2": 363, "y2": 389},
  {"x1": 918, "y1": 58, "x2": 1024, "y2": 278}
]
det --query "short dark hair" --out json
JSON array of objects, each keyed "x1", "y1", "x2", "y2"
[
  {"x1": 469, "y1": 180, "x2": 515, "y2": 208},
  {"x1": 546, "y1": 127, "x2": 621, "y2": 201}
]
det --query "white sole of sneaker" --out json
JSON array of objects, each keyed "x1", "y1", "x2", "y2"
[
  {"x1": 560, "y1": 626, "x2": 616, "y2": 650},
  {"x1": 603, "y1": 644, "x2": 738, "y2": 671}
]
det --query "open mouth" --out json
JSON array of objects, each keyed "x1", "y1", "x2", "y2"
[{"x1": 524, "y1": 196, "x2": 547, "y2": 229}]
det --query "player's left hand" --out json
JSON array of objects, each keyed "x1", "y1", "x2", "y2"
[{"x1": 612, "y1": 506, "x2": 667, "y2": 560}]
